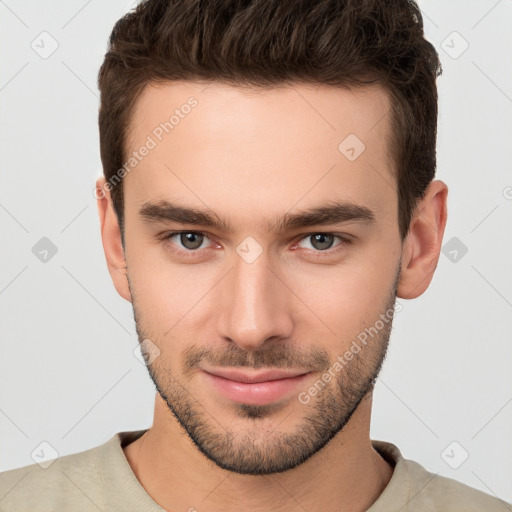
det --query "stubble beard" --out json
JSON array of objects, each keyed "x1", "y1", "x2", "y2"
[{"x1": 128, "y1": 267, "x2": 400, "y2": 475}]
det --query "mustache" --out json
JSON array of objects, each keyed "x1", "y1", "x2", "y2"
[{"x1": 181, "y1": 343, "x2": 331, "y2": 375}]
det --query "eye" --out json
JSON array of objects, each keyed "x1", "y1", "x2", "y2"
[
  {"x1": 295, "y1": 233, "x2": 352, "y2": 253},
  {"x1": 160, "y1": 230, "x2": 352, "y2": 258},
  {"x1": 162, "y1": 231, "x2": 214, "y2": 255}
]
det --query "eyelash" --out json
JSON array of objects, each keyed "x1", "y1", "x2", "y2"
[{"x1": 160, "y1": 230, "x2": 353, "y2": 258}]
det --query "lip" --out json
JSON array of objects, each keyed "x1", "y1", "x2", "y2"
[
  {"x1": 203, "y1": 367, "x2": 309, "y2": 383},
  {"x1": 201, "y1": 367, "x2": 311, "y2": 406}
]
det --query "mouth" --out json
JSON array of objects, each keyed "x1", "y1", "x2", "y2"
[{"x1": 201, "y1": 367, "x2": 312, "y2": 406}]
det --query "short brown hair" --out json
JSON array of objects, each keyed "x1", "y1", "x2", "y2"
[{"x1": 98, "y1": 0, "x2": 442, "y2": 244}]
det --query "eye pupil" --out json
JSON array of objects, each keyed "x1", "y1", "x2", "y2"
[
  {"x1": 181, "y1": 232, "x2": 203, "y2": 250},
  {"x1": 311, "y1": 234, "x2": 334, "y2": 250}
]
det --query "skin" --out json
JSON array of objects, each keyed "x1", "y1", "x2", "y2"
[{"x1": 96, "y1": 81, "x2": 447, "y2": 511}]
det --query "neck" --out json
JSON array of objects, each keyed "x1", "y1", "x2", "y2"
[{"x1": 124, "y1": 392, "x2": 393, "y2": 512}]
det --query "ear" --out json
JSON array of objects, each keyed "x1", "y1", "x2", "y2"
[
  {"x1": 95, "y1": 177, "x2": 132, "y2": 303},
  {"x1": 397, "y1": 180, "x2": 448, "y2": 299}
]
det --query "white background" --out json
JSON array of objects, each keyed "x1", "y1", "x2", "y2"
[{"x1": 1, "y1": 0, "x2": 511, "y2": 505}]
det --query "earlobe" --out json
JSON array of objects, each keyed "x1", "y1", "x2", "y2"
[
  {"x1": 95, "y1": 177, "x2": 132, "y2": 303},
  {"x1": 397, "y1": 180, "x2": 448, "y2": 300}
]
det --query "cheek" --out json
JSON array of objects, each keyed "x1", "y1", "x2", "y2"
[
  {"x1": 127, "y1": 248, "x2": 222, "y2": 347},
  {"x1": 287, "y1": 256, "x2": 396, "y2": 345}
]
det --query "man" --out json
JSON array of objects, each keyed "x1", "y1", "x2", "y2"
[{"x1": 0, "y1": 0, "x2": 509, "y2": 511}]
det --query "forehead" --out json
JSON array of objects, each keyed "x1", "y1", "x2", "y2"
[{"x1": 124, "y1": 80, "x2": 396, "y2": 232}]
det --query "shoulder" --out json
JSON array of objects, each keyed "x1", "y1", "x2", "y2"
[
  {"x1": 371, "y1": 440, "x2": 511, "y2": 512},
  {"x1": 405, "y1": 458, "x2": 511, "y2": 511},
  {"x1": 0, "y1": 438, "x2": 109, "y2": 512}
]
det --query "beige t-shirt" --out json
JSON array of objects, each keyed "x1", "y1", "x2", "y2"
[{"x1": 0, "y1": 429, "x2": 509, "y2": 511}]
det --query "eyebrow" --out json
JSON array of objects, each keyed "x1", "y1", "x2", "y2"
[{"x1": 139, "y1": 199, "x2": 376, "y2": 232}]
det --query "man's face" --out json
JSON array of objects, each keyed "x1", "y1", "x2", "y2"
[{"x1": 121, "y1": 81, "x2": 403, "y2": 474}]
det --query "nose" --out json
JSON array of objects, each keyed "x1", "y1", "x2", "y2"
[{"x1": 216, "y1": 249, "x2": 294, "y2": 351}]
